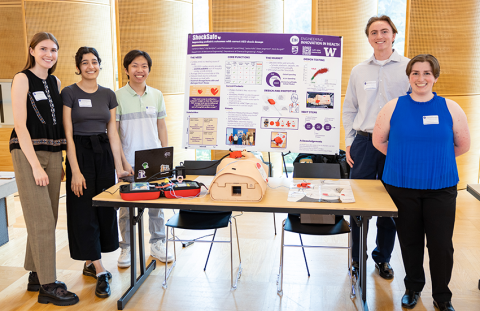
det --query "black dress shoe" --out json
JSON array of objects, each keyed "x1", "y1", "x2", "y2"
[
  {"x1": 434, "y1": 301, "x2": 455, "y2": 311},
  {"x1": 401, "y1": 289, "x2": 421, "y2": 309},
  {"x1": 375, "y1": 262, "x2": 394, "y2": 279},
  {"x1": 27, "y1": 272, "x2": 67, "y2": 292},
  {"x1": 95, "y1": 274, "x2": 111, "y2": 298},
  {"x1": 83, "y1": 263, "x2": 112, "y2": 280},
  {"x1": 38, "y1": 283, "x2": 79, "y2": 306}
]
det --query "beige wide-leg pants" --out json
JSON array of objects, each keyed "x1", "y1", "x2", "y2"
[{"x1": 11, "y1": 149, "x2": 62, "y2": 285}]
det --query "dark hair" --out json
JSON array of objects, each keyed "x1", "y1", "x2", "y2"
[
  {"x1": 123, "y1": 50, "x2": 152, "y2": 79},
  {"x1": 23, "y1": 32, "x2": 59, "y2": 75},
  {"x1": 74, "y1": 46, "x2": 101, "y2": 75},
  {"x1": 406, "y1": 54, "x2": 441, "y2": 79},
  {"x1": 365, "y1": 15, "x2": 398, "y2": 37}
]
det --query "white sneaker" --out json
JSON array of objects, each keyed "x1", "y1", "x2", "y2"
[
  {"x1": 117, "y1": 246, "x2": 131, "y2": 268},
  {"x1": 150, "y1": 240, "x2": 174, "y2": 263}
]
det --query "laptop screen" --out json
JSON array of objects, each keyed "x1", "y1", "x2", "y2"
[{"x1": 134, "y1": 147, "x2": 174, "y2": 182}]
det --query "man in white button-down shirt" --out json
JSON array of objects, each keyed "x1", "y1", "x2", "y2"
[{"x1": 342, "y1": 15, "x2": 410, "y2": 280}]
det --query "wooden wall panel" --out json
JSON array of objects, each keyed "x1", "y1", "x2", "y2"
[
  {"x1": 24, "y1": 0, "x2": 115, "y2": 90},
  {"x1": 447, "y1": 95, "x2": 480, "y2": 189},
  {"x1": 314, "y1": 0, "x2": 376, "y2": 153},
  {"x1": 0, "y1": 2, "x2": 26, "y2": 79},
  {"x1": 118, "y1": 0, "x2": 192, "y2": 93},
  {"x1": 315, "y1": 0, "x2": 377, "y2": 96},
  {"x1": 164, "y1": 94, "x2": 195, "y2": 166},
  {"x1": 117, "y1": 0, "x2": 193, "y2": 167},
  {"x1": 211, "y1": 0, "x2": 283, "y2": 33},
  {"x1": 407, "y1": 0, "x2": 480, "y2": 95},
  {"x1": 407, "y1": 0, "x2": 480, "y2": 187},
  {"x1": 0, "y1": 126, "x2": 14, "y2": 171}
]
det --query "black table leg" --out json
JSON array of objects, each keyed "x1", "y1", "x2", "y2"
[
  {"x1": 117, "y1": 207, "x2": 156, "y2": 310},
  {"x1": 358, "y1": 215, "x2": 371, "y2": 311}
]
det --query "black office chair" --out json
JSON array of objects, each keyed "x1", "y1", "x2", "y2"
[
  {"x1": 277, "y1": 162, "x2": 355, "y2": 297},
  {"x1": 163, "y1": 160, "x2": 242, "y2": 290}
]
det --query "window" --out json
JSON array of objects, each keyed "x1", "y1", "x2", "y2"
[
  {"x1": 378, "y1": 0, "x2": 407, "y2": 56},
  {"x1": 284, "y1": 0, "x2": 311, "y2": 34},
  {"x1": 193, "y1": 0, "x2": 209, "y2": 33}
]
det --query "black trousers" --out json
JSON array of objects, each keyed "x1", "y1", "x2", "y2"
[
  {"x1": 385, "y1": 183, "x2": 456, "y2": 303},
  {"x1": 349, "y1": 134, "x2": 396, "y2": 263},
  {"x1": 66, "y1": 134, "x2": 119, "y2": 260}
]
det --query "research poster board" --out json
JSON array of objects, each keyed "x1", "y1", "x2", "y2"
[{"x1": 182, "y1": 32, "x2": 343, "y2": 154}]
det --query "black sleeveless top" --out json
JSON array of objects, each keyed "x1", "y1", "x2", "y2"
[{"x1": 9, "y1": 70, "x2": 67, "y2": 152}]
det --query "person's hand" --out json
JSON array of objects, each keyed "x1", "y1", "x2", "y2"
[
  {"x1": 117, "y1": 170, "x2": 132, "y2": 179},
  {"x1": 123, "y1": 163, "x2": 134, "y2": 176},
  {"x1": 346, "y1": 145, "x2": 354, "y2": 168},
  {"x1": 32, "y1": 166, "x2": 49, "y2": 186},
  {"x1": 71, "y1": 171, "x2": 87, "y2": 197}
]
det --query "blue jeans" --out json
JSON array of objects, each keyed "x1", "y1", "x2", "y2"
[{"x1": 349, "y1": 134, "x2": 396, "y2": 263}]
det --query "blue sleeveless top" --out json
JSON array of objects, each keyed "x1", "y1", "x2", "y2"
[{"x1": 382, "y1": 93, "x2": 458, "y2": 190}]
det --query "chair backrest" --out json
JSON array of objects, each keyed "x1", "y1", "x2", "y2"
[
  {"x1": 183, "y1": 160, "x2": 219, "y2": 176},
  {"x1": 293, "y1": 162, "x2": 341, "y2": 179},
  {"x1": 292, "y1": 162, "x2": 345, "y2": 225}
]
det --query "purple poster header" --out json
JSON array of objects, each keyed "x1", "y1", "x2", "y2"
[{"x1": 188, "y1": 33, "x2": 342, "y2": 58}]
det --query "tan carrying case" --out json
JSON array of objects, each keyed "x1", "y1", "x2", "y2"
[{"x1": 209, "y1": 151, "x2": 268, "y2": 202}]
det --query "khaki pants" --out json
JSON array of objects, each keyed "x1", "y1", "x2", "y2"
[{"x1": 12, "y1": 149, "x2": 62, "y2": 285}]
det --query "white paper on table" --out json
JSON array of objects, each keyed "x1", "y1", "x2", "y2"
[{"x1": 287, "y1": 179, "x2": 355, "y2": 203}]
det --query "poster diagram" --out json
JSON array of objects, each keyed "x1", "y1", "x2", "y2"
[
  {"x1": 225, "y1": 61, "x2": 262, "y2": 85},
  {"x1": 188, "y1": 118, "x2": 218, "y2": 145},
  {"x1": 182, "y1": 32, "x2": 343, "y2": 154}
]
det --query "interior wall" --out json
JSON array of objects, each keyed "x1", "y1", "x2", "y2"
[
  {"x1": 406, "y1": 0, "x2": 480, "y2": 188},
  {"x1": 117, "y1": 0, "x2": 195, "y2": 166},
  {"x1": 0, "y1": 0, "x2": 116, "y2": 171},
  {"x1": 0, "y1": 0, "x2": 26, "y2": 80},
  {"x1": 313, "y1": 0, "x2": 378, "y2": 153},
  {"x1": 211, "y1": 0, "x2": 284, "y2": 33},
  {"x1": 24, "y1": 0, "x2": 115, "y2": 90}
]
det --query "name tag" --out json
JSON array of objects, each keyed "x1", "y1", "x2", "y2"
[
  {"x1": 78, "y1": 99, "x2": 92, "y2": 108},
  {"x1": 364, "y1": 81, "x2": 376, "y2": 90},
  {"x1": 145, "y1": 106, "x2": 157, "y2": 115},
  {"x1": 32, "y1": 91, "x2": 47, "y2": 101},
  {"x1": 423, "y1": 115, "x2": 439, "y2": 125}
]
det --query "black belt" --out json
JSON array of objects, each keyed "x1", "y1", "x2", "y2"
[
  {"x1": 356, "y1": 131, "x2": 372, "y2": 137},
  {"x1": 74, "y1": 133, "x2": 109, "y2": 154}
]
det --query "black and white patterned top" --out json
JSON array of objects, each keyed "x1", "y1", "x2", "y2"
[{"x1": 9, "y1": 69, "x2": 66, "y2": 152}]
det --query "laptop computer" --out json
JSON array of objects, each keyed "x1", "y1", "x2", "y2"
[{"x1": 133, "y1": 147, "x2": 174, "y2": 182}]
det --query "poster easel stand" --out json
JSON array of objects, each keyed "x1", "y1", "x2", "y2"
[{"x1": 281, "y1": 151, "x2": 291, "y2": 178}]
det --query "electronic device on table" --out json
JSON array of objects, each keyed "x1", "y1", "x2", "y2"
[
  {"x1": 119, "y1": 150, "x2": 268, "y2": 202},
  {"x1": 209, "y1": 150, "x2": 268, "y2": 202},
  {"x1": 134, "y1": 147, "x2": 174, "y2": 182},
  {"x1": 119, "y1": 178, "x2": 206, "y2": 201}
]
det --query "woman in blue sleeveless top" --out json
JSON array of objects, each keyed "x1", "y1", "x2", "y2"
[{"x1": 373, "y1": 54, "x2": 470, "y2": 311}]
